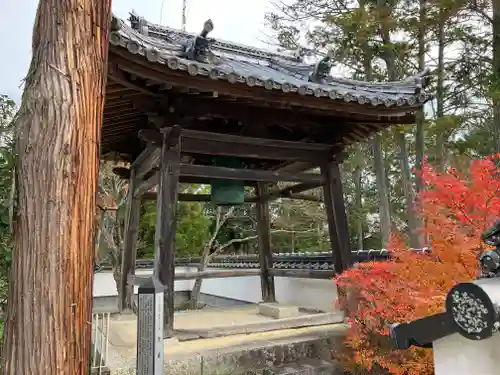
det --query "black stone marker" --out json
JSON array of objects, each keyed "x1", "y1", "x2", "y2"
[
  {"x1": 390, "y1": 220, "x2": 500, "y2": 350},
  {"x1": 446, "y1": 278, "x2": 500, "y2": 341},
  {"x1": 136, "y1": 278, "x2": 164, "y2": 375}
]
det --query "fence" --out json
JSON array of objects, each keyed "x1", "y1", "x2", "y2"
[{"x1": 90, "y1": 312, "x2": 111, "y2": 375}]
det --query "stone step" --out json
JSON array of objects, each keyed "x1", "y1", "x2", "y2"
[
  {"x1": 182, "y1": 326, "x2": 347, "y2": 374},
  {"x1": 262, "y1": 359, "x2": 343, "y2": 375},
  {"x1": 103, "y1": 324, "x2": 347, "y2": 374}
]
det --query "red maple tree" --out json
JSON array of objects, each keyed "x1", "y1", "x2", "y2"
[{"x1": 335, "y1": 155, "x2": 500, "y2": 375}]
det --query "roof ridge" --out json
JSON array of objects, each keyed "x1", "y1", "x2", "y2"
[
  {"x1": 128, "y1": 13, "x2": 305, "y2": 64},
  {"x1": 130, "y1": 14, "x2": 430, "y2": 89},
  {"x1": 109, "y1": 13, "x2": 432, "y2": 109}
]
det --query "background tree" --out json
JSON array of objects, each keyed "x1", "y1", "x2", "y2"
[
  {"x1": 336, "y1": 154, "x2": 500, "y2": 374},
  {"x1": 265, "y1": 0, "x2": 497, "y2": 251},
  {"x1": 0, "y1": 95, "x2": 16, "y2": 342}
]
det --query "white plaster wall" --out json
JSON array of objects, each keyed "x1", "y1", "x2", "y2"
[
  {"x1": 93, "y1": 267, "x2": 196, "y2": 297},
  {"x1": 434, "y1": 332, "x2": 500, "y2": 375},
  {"x1": 199, "y1": 275, "x2": 338, "y2": 312},
  {"x1": 93, "y1": 267, "x2": 339, "y2": 312}
]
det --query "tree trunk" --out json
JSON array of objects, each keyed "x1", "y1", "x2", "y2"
[
  {"x1": 190, "y1": 272, "x2": 204, "y2": 309},
  {"x1": 435, "y1": 13, "x2": 446, "y2": 171},
  {"x1": 373, "y1": 0, "x2": 395, "y2": 248},
  {"x1": 1, "y1": 1, "x2": 112, "y2": 374},
  {"x1": 396, "y1": 132, "x2": 420, "y2": 248},
  {"x1": 493, "y1": 0, "x2": 500, "y2": 153},
  {"x1": 415, "y1": 0, "x2": 426, "y2": 193},
  {"x1": 188, "y1": 207, "x2": 231, "y2": 309},
  {"x1": 372, "y1": 135, "x2": 391, "y2": 248},
  {"x1": 353, "y1": 147, "x2": 364, "y2": 250},
  {"x1": 189, "y1": 249, "x2": 208, "y2": 309}
]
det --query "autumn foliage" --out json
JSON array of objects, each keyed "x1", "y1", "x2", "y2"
[{"x1": 335, "y1": 155, "x2": 500, "y2": 375}]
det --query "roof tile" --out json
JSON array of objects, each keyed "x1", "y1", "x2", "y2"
[{"x1": 109, "y1": 13, "x2": 432, "y2": 109}]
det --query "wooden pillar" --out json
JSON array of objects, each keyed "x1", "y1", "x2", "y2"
[
  {"x1": 119, "y1": 168, "x2": 142, "y2": 312},
  {"x1": 255, "y1": 183, "x2": 276, "y2": 302},
  {"x1": 321, "y1": 161, "x2": 352, "y2": 274},
  {"x1": 154, "y1": 126, "x2": 181, "y2": 338}
]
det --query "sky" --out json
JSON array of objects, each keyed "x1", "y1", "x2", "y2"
[{"x1": 0, "y1": 0, "x2": 274, "y2": 103}]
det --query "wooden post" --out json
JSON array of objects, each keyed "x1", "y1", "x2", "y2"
[
  {"x1": 321, "y1": 161, "x2": 352, "y2": 274},
  {"x1": 255, "y1": 183, "x2": 276, "y2": 302},
  {"x1": 154, "y1": 126, "x2": 181, "y2": 338},
  {"x1": 118, "y1": 168, "x2": 142, "y2": 312}
]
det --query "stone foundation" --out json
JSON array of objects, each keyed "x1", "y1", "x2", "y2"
[
  {"x1": 258, "y1": 303, "x2": 300, "y2": 319},
  {"x1": 109, "y1": 325, "x2": 346, "y2": 374}
]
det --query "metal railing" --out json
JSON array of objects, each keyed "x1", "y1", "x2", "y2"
[{"x1": 90, "y1": 312, "x2": 111, "y2": 375}]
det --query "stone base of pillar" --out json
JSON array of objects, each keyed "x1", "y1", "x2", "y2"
[{"x1": 257, "y1": 303, "x2": 300, "y2": 319}]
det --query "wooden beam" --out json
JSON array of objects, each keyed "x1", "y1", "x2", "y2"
[
  {"x1": 154, "y1": 126, "x2": 181, "y2": 338},
  {"x1": 256, "y1": 183, "x2": 276, "y2": 302},
  {"x1": 129, "y1": 268, "x2": 334, "y2": 283},
  {"x1": 138, "y1": 128, "x2": 333, "y2": 162},
  {"x1": 135, "y1": 165, "x2": 323, "y2": 196},
  {"x1": 108, "y1": 64, "x2": 163, "y2": 97},
  {"x1": 321, "y1": 162, "x2": 352, "y2": 273},
  {"x1": 133, "y1": 146, "x2": 160, "y2": 180},
  {"x1": 129, "y1": 269, "x2": 262, "y2": 284},
  {"x1": 286, "y1": 193, "x2": 323, "y2": 202},
  {"x1": 135, "y1": 166, "x2": 274, "y2": 198},
  {"x1": 113, "y1": 166, "x2": 257, "y2": 186},
  {"x1": 264, "y1": 182, "x2": 322, "y2": 202},
  {"x1": 273, "y1": 161, "x2": 319, "y2": 173},
  {"x1": 142, "y1": 192, "x2": 262, "y2": 202},
  {"x1": 176, "y1": 269, "x2": 261, "y2": 280},
  {"x1": 180, "y1": 164, "x2": 324, "y2": 184},
  {"x1": 118, "y1": 168, "x2": 142, "y2": 312},
  {"x1": 131, "y1": 127, "x2": 183, "y2": 181},
  {"x1": 146, "y1": 192, "x2": 211, "y2": 202},
  {"x1": 269, "y1": 269, "x2": 335, "y2": 279},
  {"x1": 141, "y1": 191, "x2": 320, "y2": 202},
  {"x1": 131, "y1": 92, "x2": 336, "y2": 129}
]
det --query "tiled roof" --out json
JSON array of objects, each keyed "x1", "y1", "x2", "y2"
[
  {"x1": 95, "y1": 249, "x2": 431, "y2": 272},
  {"x1": 109, "y1": 13, "x2": 431, "y2": 110}
]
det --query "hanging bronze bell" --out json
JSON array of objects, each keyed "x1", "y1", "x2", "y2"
[{"x1": 210, "y1": 157, "x2": 245, "y2": 206}]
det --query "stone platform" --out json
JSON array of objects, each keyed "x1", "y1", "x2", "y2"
[{"x1": 97, "y1": 305, "x2": 347, "y2": 374}]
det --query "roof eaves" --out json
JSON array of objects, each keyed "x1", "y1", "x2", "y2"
[{"x1": 109, "y1": 14, "x2": 432, "y2": 110}]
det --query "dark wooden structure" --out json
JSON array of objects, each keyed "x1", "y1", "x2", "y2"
[{"x1": 104, "y1": 12, "x2": 431, "y2": 336}]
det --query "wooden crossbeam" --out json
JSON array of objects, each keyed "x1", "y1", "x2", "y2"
[
  {"x1": 129, "y1": 269, "x2": 262, "y2": 285},
  {"x1": 138, "y1": 128, "x2": 333, "y2": 162},
  {"x1": 140, "y1": 191, "x2": 322, "y2": 202},
  {"x1": 113, "y1": 166, "x2": 257, "y2": 186},
  {"x1": 264, "y1": 182, "x2": 323, "y2": 202},
  {"x1": 127, "y1": 268, "x2": 334, "y2": 284},
  {"x1": 180, "y1": 164, "x2": 324, "y2": 184},
  {"x1": 134, "y1": 166, "x2": 323, "y2": 199}
]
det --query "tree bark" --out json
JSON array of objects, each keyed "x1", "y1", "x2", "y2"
[
  {"x1": 372, "y1": 135, "x2": 391, "y2": 248},
  {"x1": 493, "y1": 0, "x2": 500, "y2": 153},
  {"x1": 435, "y1": 12, "x2": 446, "y2": 171},
  {"x1": 415, "y1": 0, "x2": 426, "y2": 193},
  {"x1": 1, "y1": 1, "x2": 112, "y2": 374},
  {"x1": 189, "y1": 253, "x2": 208, "y2": 309},
  {"x1": 188, "y1": 207, "x2": 233, "y2": 308},
  {"x1": 353, "y1": 147, "x2": 364, "y2": 250},
  {"x1": 396, "y1": 131, "x2": 420, "y2": 248}
]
